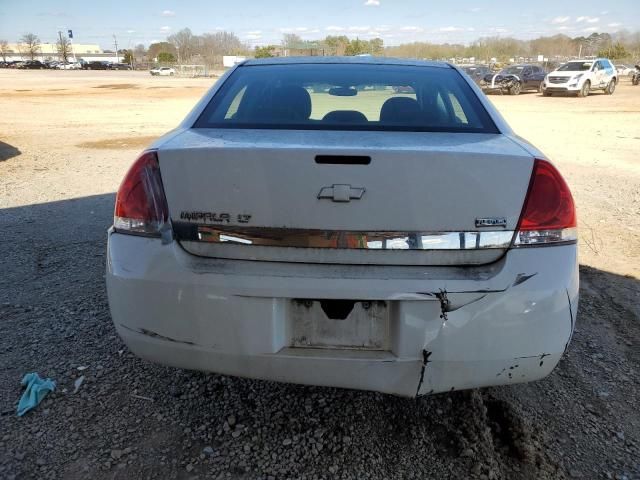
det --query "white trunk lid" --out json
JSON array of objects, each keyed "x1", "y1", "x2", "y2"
[{"x1": 158, "y1": 129, "x2": 533, "y2": 265}]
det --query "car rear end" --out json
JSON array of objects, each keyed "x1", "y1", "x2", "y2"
[{"x1": 106, "y1": 59, "x2": 578, "y2": 397}]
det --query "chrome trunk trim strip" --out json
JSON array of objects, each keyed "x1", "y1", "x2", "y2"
[{"x1": 174, "y1": 224, "x2": 515, "y2": 250}]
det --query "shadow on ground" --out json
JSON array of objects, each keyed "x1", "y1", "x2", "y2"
[
  {"x1": 0, "y1": 194, "x2": 638, "y2": 480},
  {"x1": 0, "y1": 141, "x2": 21, "y2": 162}
]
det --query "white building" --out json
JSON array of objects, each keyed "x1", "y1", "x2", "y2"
[{"x1": 2, "y1": 43, "x2": 121, "y2": 63}]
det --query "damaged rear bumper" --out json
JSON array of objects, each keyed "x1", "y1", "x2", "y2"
[{"x1": 106, "y1": 231, "x2": 578, "y2": 397}]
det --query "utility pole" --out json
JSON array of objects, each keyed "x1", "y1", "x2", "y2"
[{"x1": 113, "y1": 35, "x2": 119, "y2": 63}]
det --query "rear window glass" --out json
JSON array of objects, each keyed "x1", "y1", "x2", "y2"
[{"x1": 194, "y1": 63, "x2": 498, "y2": 133}]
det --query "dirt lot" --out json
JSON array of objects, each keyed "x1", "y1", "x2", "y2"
[{"x1": 1, "y1": 70, "x2": 639, "y2": 479}]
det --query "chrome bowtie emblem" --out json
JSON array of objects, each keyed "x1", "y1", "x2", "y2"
[{"x1": 318, "y1": 184, "x2": 366, "y2": 203}]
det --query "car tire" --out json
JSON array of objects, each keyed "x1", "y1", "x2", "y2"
[
  {"x1": 578, "y1": 81, "x2": 590, "y2": 97},
  {"x1": 170, "y1": 72, "x2": 174, "y2": 76},
  {"x1": 632, "y1": 75, "x2": 639, "y2": 86},
  {"x1": 509, "y1": 82, "x2": 522, "y2": 95},
  {"x1": 605, "y1": 79, "x2": 616, "y2": 95}
]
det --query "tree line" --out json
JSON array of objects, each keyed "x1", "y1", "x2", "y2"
[
  {"x1": 386, "y1": 31, "x2": 640, "y2": 62},
  {"x1": 155, "y1": 28, "x2": 639, "y2": 64},
  {"x1": 2, "y1": 28, "x2": 639, "y2": 67}
]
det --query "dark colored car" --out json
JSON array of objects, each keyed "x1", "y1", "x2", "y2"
[
  {"x1": 481, "y1": 64, "x2": 546, "y2": 95},
  {"x1": 461, "y1": 65, "x2": 492, "y2": 86},
  {"x1": 19, "y1": 60, "x2": 46, "y2": 70},
  {"x1": 109, "y1": 63, "x2": 133, "y2": 70},
  {"x1": 85, "y1": 61, "x2": 110, "y2": 70}
]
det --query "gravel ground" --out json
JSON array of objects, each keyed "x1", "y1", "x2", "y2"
[{"x1": 1, "y1": 70, "x2": 639, "y2": 479}]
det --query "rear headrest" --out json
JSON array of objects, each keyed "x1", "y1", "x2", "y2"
[
  {"x1": 254, "y1": 85, "x2": 311, "y2": 122},
  {"x1": 380, "y1": 97, "x2": 422, "y2": 123},
  {"x1": 323, "y1": 110, "x2": 368, "y2": 124}
]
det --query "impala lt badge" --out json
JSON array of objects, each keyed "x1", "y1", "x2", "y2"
[
  {"x1": 475, "y1": 217, "x2": 507, "y2": 228},
  {"x1": 180, "y1": 211, "x2": 252, "y2": 224},
  {"x1": 317, "y1": 184, "x2": 365, "y2": 203}
]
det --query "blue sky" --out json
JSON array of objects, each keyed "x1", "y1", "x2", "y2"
[{"x1": 0, "y1": 0, "x2": 638, "y2": 48}]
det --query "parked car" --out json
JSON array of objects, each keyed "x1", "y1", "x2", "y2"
[
  {"x1": 57, "y1": 62, "x2": 81, "y2": 70},
  {"x1": 542, "y1": 58, "x2": 617, "y2": 97},
  {"x1": 150, "y1": 66, "x2": 176, "y2": 76},
  {"x1": 632, "y1": 65, "x2": 640, "y2": 86},
  {"x1": 84, "y1": 61, "x2": 110, "y2": 70},
  {"x1": 107, "y1": 57, "x2": 578, "y2": 397},
  {"x1": 615, "y1": 64, "x2": 634, "y2": 77},
  {"x1": 461, "y1": 65, "x2": 492, "y2": 86},
  {"x1": 481, "y1": 64, "x2": 546, "y2": 95},
  {"x1": 110, "y1": 63, "x2": 133, "y2": 70},
  {"x1": 19, "y1": 60, "x2": 46, "y2": 69}
]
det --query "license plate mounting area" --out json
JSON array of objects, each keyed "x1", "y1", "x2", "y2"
[{"x1": 290, "y1": 299, "x2": 389, "y2": 350}]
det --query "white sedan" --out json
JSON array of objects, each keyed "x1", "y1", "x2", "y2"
[
  {"x1": 150, "y1": 66, "x2": 175, "y2": 76},
  {"x1": 57, "y1": 62, "x2": 81, "y2": 70},
  {"x1": 107, "y1": 57, "x2": 578, "y2": 397},
  {"x1": 615, "y1": 64, "x2": 634, "y2": 76}
]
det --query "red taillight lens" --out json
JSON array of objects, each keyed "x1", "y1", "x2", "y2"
[
  {"x1": 514, "y1": 159, "x2": 577, "y2": 246},
  {"x1": 114, "y1": 150, "x2": 169, "y2": 236}
]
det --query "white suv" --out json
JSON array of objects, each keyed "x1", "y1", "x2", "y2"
[
  {"x1": 542, "y1": 58, "x2": 617, "y2": 97},
  {"x1": 150, "y1": 67, "x2": 176, "y2": 76}
]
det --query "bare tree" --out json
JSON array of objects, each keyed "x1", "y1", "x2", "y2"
[
  {"x1": 56, "y1": 35, "x2": 72, "y2": 62},
  {"x1": 167, "y1": 28, "x2": 195, "y2": 63},
  {"x1": 0, "y1": 39, "x2": 9, "y2": 62},
  {"x1": 200, "y1": 31, "x2": 244, "y2": 66},
  {"x1": 133, "y1": 43, "x2": 147, "y2": 62},
  {"x1": 20, "y1": 33, "x2": 41, "y2": 60},
  {"x1": 282, "y1": 33, "x2": 304, "y2": 50}
]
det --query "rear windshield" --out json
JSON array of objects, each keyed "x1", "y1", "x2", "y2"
[{"x1": 194, "y1": 63, "x2": 498, "y2": 133}]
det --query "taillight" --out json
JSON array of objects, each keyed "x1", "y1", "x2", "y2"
[
  {"x1": 114, "y1": 150, "x2": 169, "y2": 236},
  {"x1": 513, "y1": 159, "x2": 577, "y2": 246}
]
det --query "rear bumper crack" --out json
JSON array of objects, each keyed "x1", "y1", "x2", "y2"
[{"x1": 415, "y1": 349, "x2": 432, "y2": 397}]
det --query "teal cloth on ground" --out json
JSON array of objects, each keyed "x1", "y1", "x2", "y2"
[{"x1": 17, "y1": 372, "x2": 56, "y2": 416}]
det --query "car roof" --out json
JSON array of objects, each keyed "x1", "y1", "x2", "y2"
[{"x1": 242, "y1": 56, "x2": 451, "y2": 69}]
